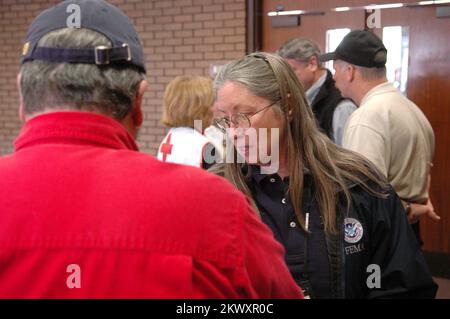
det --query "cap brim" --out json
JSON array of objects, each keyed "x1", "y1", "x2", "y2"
[{"x1": 318, "y1": 52, "x2": 335, "y2": 62}]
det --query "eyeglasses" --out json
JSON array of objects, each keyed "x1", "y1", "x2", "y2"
[{"x1": 213, "y1": 100, "x2": 277, "y2": 132}]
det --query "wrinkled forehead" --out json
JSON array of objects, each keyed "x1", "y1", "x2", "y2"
[{"x1": 215, "y1": 82, "x2": 271, "y2": 113}]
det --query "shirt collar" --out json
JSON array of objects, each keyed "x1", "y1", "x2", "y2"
[
  {"x1": 248, "y1": 164, "x2": 312, "y2": 186},
  {"x1": 15, "y1": 111, "x2": 139, "y2": 152},
  {"x1": 305, "y1": 70, "x2": 327, "y2": 105},
  {"x1": 247, "y1": 164, "x2": 359, "y2": 193},
  {"x1": 360, "y1": 82, "x2": 396, "y2": 106},
  {"x1": 249, "y1": 164, "x2": 274, "y2": 185}
]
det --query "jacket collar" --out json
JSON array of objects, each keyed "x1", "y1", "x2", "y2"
[
  {"x1": 15, "y1": 111, "x2": 139, "y2": 152},
  {"x1": 310, "y1": 69, "x2": 336, "y2": 106},
  {"x1": 306, "y1": 70, "x2": 328, "y2": 105}
]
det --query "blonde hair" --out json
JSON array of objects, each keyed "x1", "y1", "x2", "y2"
[
  {"x1": 213, "y1": 52, "x2": 388, "y2": 234},
  {"x1": 161, "y1": 75, "x2": 213, "y2": 129}
]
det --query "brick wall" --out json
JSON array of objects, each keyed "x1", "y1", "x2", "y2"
[{"x1": 0, "y1": 0, "x2": 246, "y2": 155}]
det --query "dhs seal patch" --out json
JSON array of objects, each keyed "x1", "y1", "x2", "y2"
[{"x1": 344, "y1": 218, "x2": 363, "y2": 243}]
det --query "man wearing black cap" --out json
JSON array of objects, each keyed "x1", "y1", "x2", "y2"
[
  {"x1": 321, "y1": 30, "x2": 439, "y2": 244},
  {"x1": 0, "y1": 0, "x2": 303, "y2": 299}
]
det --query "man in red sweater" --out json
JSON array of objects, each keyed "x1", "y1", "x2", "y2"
[{"x1": 0, "y1": 0, "x2": 303, "y2": 299}]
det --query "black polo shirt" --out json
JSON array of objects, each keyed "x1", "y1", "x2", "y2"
[{"x1": 247, "y1": 165, "x2": 332, "y2": 298}]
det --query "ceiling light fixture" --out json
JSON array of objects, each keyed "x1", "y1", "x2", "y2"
[{"x1": 268, "y1": 1, "x2": 450, "y2": 16}]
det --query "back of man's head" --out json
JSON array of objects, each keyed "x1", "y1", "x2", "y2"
[
  {"x1": 20, "y1": 0, "x2": 146, "y2": 120},
  {"x1": 320, "y1": 30, "x2": 387, "y2": 82},
  {"x1": 277, "y1": 37, "x2": 322, "y2": 66}
]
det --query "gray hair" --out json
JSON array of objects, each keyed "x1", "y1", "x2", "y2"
[
  {"x1": 20, "y1": 28, "x2": 145, "y2": 119},
  {"x1": 212, "y1": 52, "x2": 388, "y2": 234},
  {"x1": 355, "y1": 65, "x2": 387, "y2": 81},
  {"x1": 337, "y1": 61, "x2": 387, "y2": 81},
  {"x1": 277, "y1": 37, "x2": 322, "y2": 66},
  {"x1": 336, "y1": 51, "x2": 387, "y2": 81},
  {"x1": 214, "y1": 53, "x2": 285, "y2": 115}
]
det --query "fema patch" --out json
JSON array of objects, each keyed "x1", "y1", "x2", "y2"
[{"x1": 344, "y1": 218, "x2": 364, "y2": 244}]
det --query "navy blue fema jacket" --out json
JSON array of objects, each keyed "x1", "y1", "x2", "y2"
[
  {"x1": 247, "y1": 165, "x2": 437, "y2": 299},
  {"x1": 326, "y1": 180, "x2": 437, "y2": 298},
  {"x1": 210, "y1": 163, "x2": 437, "y2": 298}
]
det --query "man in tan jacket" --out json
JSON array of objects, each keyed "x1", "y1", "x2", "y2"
[{"x1": 320, "y1": 30, "x2": 439, "y2": 244}]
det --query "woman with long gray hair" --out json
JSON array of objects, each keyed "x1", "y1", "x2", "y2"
[{"x1": 210, "y1": 52, "x2": 437, "y2": 299}]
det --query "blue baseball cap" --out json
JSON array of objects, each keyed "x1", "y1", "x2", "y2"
[{"x1": 21, "y1": 0, "x2": 146, "y2": 73}]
